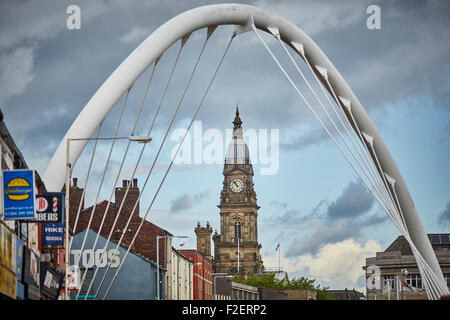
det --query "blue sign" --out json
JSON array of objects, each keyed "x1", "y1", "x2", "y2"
[
  {"x1": 2, "y1": 170, "x2": 36, "y2": 219},
  {"x1": 15, "y1": 237, "x2": 24, "y2": 281},
  {"x1": 42, "y1": 224, "x2": 65, "y2": 246},
  {"x1": 42, "y1": 193, "x2": 65, "y2": 247}
]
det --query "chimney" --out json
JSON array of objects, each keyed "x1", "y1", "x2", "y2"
[
  {"x1": 115, "y1": 179, "x2": 140, "y2": 221},
  {"x1": 69, "y1": 177, "x2": 84, "y2": 233}
]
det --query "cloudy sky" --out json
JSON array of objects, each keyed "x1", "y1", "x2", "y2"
[{"x1": 1, "y1": 0, "x2": 449, "y2": 293}]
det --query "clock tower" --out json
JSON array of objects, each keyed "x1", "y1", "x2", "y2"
[{"x1": 212, "y1": 107, "x2": 264, "y2": 275}]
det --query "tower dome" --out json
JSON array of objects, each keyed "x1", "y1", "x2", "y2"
[{"x1": 225, "y1": 106, "x2": 250, "y2": 165}]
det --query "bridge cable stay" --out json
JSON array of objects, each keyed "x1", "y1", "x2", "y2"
[
  {"x1": 251, "y1": 24, "x2": 397, "y2": 220},
  {"x1": 86, "y1": 29, "x2": 209, "y2": 299},
  {"x1": 101, "y1": 28, "x2": 234, "y2": 300},
  {"x1": 71, "y1": 123, "x2": 103, "y2": 237},
  {"x1": 253, "y1": 23, "x2": 447, "y2": 299},
  {"x1": 95, "y1": 30, "x2": 208, "y2": 299},
  {"x1": 74, "y1": 62, "x2": 158, "y2": 299},
  {"x1": 297, "y1": 46, "x2": 394, "y2": 212},
  {"x1": 64, "y1": 23, "x2": 449, "y2": 301},
  {"x1": 81, "y1": 41, "x2": 185, "y2": 299},
  {"x1": 72, "y1": 87, "x2": 129, "y2": 291},
  {"x1": 271, "y1": 29, "x2": 395, "y2": 214}
]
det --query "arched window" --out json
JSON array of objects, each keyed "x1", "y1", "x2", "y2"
[{"x1": 234, "y1": 220, "x2": 241, "y2": 239}]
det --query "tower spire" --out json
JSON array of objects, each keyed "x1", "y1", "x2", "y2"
[{"x1": 233, "y1": 105, "x2": 242, "y2": 129}]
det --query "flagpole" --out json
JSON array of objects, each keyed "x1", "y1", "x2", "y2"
[{"x1": 278, "y1": 244, "x2": 280, "y2": 272}]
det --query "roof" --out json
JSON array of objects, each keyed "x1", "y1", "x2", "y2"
[
  {"x1": 385, "y1": 234, "x2": 450, "y2": 255},
  {"x1": 327, "y1": 289, "x2": 365, "y2": 300},
  {"x1": 71, "y1": 196, "x2": 172, "y2": 266},
  {"x1": 0, "y1": 109, "x2": 28, "y2": 169},
  {"x1": 225, "y1": 106, "x2": 250, "y2": 165}
]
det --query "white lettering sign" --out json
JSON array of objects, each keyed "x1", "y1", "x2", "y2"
[{"x1": 71, "y1": 249, "x2": 120, "y2": 268}]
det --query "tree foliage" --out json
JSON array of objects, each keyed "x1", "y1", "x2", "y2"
[{"x1": 232, "y1": 273, "x2": 334, "y2": 300}]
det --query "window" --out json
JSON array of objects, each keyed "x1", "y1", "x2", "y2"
[
  {"x1": 234, "y1": 221, "x2": 241, "y2": 239},
  {"x1": 406, "y1": 274, "x2": 422, "y2": 289},
  {"x1": 383, "y1": 275, "x2": 395, "y2": 290},
  {"x1": 430, "y1": 234, "x2": 441, "y2": 244},
  {"x1": 444, "y1": 274, "x2": 450, "y2": 289}
]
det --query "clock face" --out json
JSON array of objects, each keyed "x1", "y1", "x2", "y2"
[{"x1": 230, "y1": 178, "x2": 244, "y2": 193}]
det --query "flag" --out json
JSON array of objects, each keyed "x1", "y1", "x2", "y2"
[
  {"x1": 402, "y1": 281, "x2": 418, "y2": 293},
  {"x1": 275, "y1": 244, "x2": 280, "y2": 251}
]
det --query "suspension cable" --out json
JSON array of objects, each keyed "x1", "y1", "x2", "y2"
[
  {"x1": 273, "y1": 34, "x2": 394, "y2": 215},
  {"x1": 101, "y1": 30, "x2": 235, "y2": 299},
  {"x1": 90, "y1": 34, "x2": 197, "y2": 299},
  {"x1": 81, "y1": 43, "x2": 184, "y2": 299},
  {"x1": 75, "y1": 62, "x2": 158, "y2": 299},
  {"x1": 71, "y1": 123, "x2": 103, "y2": 237}
]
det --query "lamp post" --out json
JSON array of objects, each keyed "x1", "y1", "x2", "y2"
[
  {"x1": 65, "y1": 135, "x2": 151, "y2": 300},
  {"x1": 213, "y1": 273, "x2": 232, "y2": 300},
  {"x1": 156, "y1": 235, "x2": 188, "y2": 300}
]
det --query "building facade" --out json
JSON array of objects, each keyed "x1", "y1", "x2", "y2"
[
  {"x1": 179, "y1": 249, "x2": 213, "y2": 300},
  {"x1": 70, "y1": 228, "x2": 163, "y2": 300},
  {"x1": 0, "y1": 109, "x2": 60, "y2": 300},
  {"x1": 167, "y1": 248, "x2": 193, "y2": 300},
  {"x1": 68, "y1": 178, "x2": 173, "y2": 299},
  {"x1": 363, "y1": 234, "x2": 450, "y2": 300},
  {"x1": 211, "y1": 107, "x2": 263, "y2": 276}
]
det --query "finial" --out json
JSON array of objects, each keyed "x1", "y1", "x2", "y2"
[{"x1": 233, "y1": 105, "x2": 242, "y2": 128}]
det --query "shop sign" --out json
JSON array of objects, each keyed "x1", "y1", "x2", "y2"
[
  {"x1": 2, "y1": 169, "x2": 36, "y2": 220},
  {"x1": 29, "y1": 193, "x2": 64, "y2": 223},
  {"x1": 0, "y1": 222, "x2": 14, "y2": 272},
  {"x1": 71, "y1": 249, "x2": 120, "y2": 268},
  {"x1": 15, "y1": 237, "x2": 24, "y2": 281},
  {"x1": 23, "y1": 247, "x2": 40, "y2": 288},
  {"x1": 42, "y1": 224, "x2": 64, "y2": 246},
  {"x1": 16, "y1": 281, "x2": 25, "y2": 299},
  {"x1": 0, "y1": 265, "x2": 17, "y2": 299},
  {"x1": 40, "y1": 262, "x2": 62, "y2": 299}
]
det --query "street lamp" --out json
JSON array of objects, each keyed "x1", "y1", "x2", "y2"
[
  {"x1": 213, "y1": 273, "x2": 232, "y2": 300},
  {"x1": 64, "y1": 135, "x2": 151, "y2": 300},
  {"x1": 156, "y1": 235, "x2": 188, "y2": 300}
]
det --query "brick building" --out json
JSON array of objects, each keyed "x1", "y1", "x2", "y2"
[
  {"x1": 68, "y1": 178, "x2": 173, "y2": 299},
  {"x1": 179, "y1": 249, "x2": 213, "y2": 300}
]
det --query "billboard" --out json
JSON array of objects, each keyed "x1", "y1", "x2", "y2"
[
  {"x1": 42, "y1": 193, "x2": 65, "y2": 247},
  {"x1": 30, "y1": 193, "x2": 63, "y2": 223},
  {"x1": 2, "y1": 169, "x2": 37, "y2": 220},
  {"x1": 0, "y1": 222, "x2": 17, "y2": 299}
]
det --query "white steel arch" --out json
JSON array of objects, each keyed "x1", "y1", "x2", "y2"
[{"x1": 42, "y1": 4, "x2": 447, "y2": 299}]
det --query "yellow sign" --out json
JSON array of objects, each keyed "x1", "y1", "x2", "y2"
[
  {"x1": 6, "y1": 177, "x2": 31, "y2": 201},
  {"x1": 0, "y1": 265, "x2": 17, "y2": 299},
  {"x1": 0, "y1": 223, "x2": 14, "y2": 272}
]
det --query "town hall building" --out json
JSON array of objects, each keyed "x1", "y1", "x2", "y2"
[{"x1": 195, "y1": 107, "x2": 264, "y2": 276}]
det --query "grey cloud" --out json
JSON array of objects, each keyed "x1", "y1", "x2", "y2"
[
  {"x1": 169, "y1": 194, "x2": 193, "y2": 214},
  {"x1": 281, "y1": 180, "x2": 384, "y2": 256},
  {"x1": 1, "y1": 0, "x2": 449, "y2": 173},
  {"x1": 285, "y1": 213, "x2": 387, "y2": 256},
  {"x1": 280, "y1": 127, "x2": 329, "y2": 151},
  {"x1": 169, "y1": 190, "x2": 210, "y2": 214},
  {"x1": 438, "y1": 202, "x2": 450, "y2": 226},
  {"x1": 327, "y1": 180, "x2": 373, "y2": 219}
]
